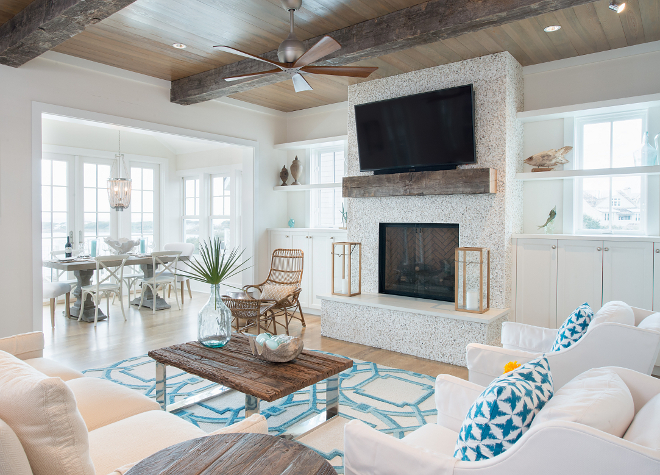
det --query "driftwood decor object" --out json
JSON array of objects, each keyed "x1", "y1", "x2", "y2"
[
  {"x1": 171, "y1": 0, "x2": 597, "y2": 104},
  {"x1": 524, "y1": 146, "x2": 572, "y2": 172},
  {"x1": 342, "y1": 168, "x2": 496, "y2": 198},
  {"x1": 455, "y1": 247, "x2": 490, "y2": 314},
  {"x1": 332, "y1": 242, "x2": 361, "y2": 297}
]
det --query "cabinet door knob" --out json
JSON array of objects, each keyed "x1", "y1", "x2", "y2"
[
  {"x1": 597, "y1": 247, "x2": 602, "y2": 251},
  {"x1": 604, "y1": 247, "x2": 609, "y2": 251},
  {"x1": 656, "y1": 249, "x2": 659, "y2": 253},
  {"x1": 551, "y1": 245, "x2": 556, "y2": 249},
  {"x1": 286, "y1": 235, "x2": 289, "y2": 238}
]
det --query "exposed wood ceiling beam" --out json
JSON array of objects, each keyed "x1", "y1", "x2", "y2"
[
  {"x1": 171, "y1": 0, "x2": 597, "y2": 105},
  {"x1": 0, "y1": 0, "x2": 137, "y2": 67}
]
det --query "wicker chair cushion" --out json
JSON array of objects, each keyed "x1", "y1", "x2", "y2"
[{"x1": 260, "y1": 283, "x2": 299, "y2": 302}]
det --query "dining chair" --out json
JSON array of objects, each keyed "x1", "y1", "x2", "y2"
[
  {"x1": 49, "y1": 250, "x2": 80, "y2": 285},
  {"x1": 43, "y1": 279, "x2": 71, "y2": 328},
  {"x1": 138, "y1": 251, "x2": 181, "y2": 314},
  {"x1": 80, "y1": 255, "x2": 129, "y2": 327},
  {"x1": 163, "y1": 242, "x2": 195, "y2": 304}
]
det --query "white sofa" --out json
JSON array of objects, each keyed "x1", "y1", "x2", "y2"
[
  {"x1": 467, "y1": 304, "x2": 660, "y2": 389},
  {"x1": 344, "y1": 367, "x2": 660, "y2": 475},
  {"x1": 0, "y1": 332, "x2": 268, "y2": 475}
]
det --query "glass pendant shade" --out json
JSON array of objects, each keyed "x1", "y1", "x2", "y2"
[{"x1": 107, "y1": 176, "x2": 132, "y2": 211}]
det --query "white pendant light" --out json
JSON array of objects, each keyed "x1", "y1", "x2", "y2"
[{"x1": 107, "y1": 131, "x2": 132, "y2": 211}]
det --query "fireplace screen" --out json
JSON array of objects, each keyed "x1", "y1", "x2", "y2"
[{"x1": 379, "y1": 223, "x2": 459, "y2": 302}]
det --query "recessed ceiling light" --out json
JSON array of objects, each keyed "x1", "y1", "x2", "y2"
[
  {"x1": 609, "y1": 1, "x2": 626, "y2": 13},
  {"x1": 172, "y1": 43, "x2": 187, "y2": 49},
  {"x1": 544, "y1": 25, "x2": 561, "y2": 32}
]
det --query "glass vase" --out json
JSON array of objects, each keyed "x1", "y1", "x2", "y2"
[{"x1": 198, "y1": 284, "x2": 232, "y2": 348}]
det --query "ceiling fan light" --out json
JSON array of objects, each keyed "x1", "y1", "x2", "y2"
[
  {"x1": 543, "y1": 25, "x2": 561, "y2": 32},
  {"x1": 278, "y1": 34, "x2": 305, "y2": 63},
  {"x1": 609, "y1": 1, "x2": 625, "y2": 13}
]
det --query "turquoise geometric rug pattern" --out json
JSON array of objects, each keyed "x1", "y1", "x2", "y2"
[{"x1": 83, "y1": 352, "x2": 438, "y2": 473}]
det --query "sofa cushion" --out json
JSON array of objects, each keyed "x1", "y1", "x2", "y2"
[
  {"x1": 88, "y1": 410, "x2": 206, "y2": 475},
  {"x1": 401, "y1": 423, "x2": 458, "y2": 457},
  {"x1": 0, "y1": 332, "x2": 43, "y2": 360},
  {"x1": 0, "y1": 418, "x2": 33, "y2": 475},
  {"x1": 638, "y1": 313, "x2": 660, "y2": 333},
  {"x1": 531, "y1": 368, "x2": 634, "y2": 437},
  {"x1": 0, "y1": 350, "x2": 95, "y2": 475},
  {"x1": 589, "y1": 301, "x2": 635, "y2": 329},
  {"x1": 454, "y1": 356, "x2": 553, "y2": 462},
  {"x1": 24, "y1": 357, "x2": 84, "y2": 381},
  {"x1": 208, "y1": 414, "x2": 268, "y2": 436},
  {"x1": 623, "y1": 393, "x2": 660, "y2": 449},
  {"x1": 66, "y1": 377, "x2": 161, "y2": 431},
  {"x1": 550, "y1": 303, "x2": 593, "y2": 352}
]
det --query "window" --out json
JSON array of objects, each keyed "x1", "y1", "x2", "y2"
[
  {"x1": 211, "y1": 175, "x2": 231, "y2": 249},
  {"x1": 182, "y1": 177, "x2": 201, "y2": 253},
  {"x1": 574, "y1": 112, "x2": 647, "y2": 234},
  {"x1": 310, "y1": 147, "x2": 345, "y2": 228},
  {"x1": 42, "y1": 158, "x2": 70, "y2": 278},
  {"x1": 83, "y1": 162, "x2": 112, "y2": 242},
  {"x1": 130, "y1": 166, "x2": 156, "y2": 249}
]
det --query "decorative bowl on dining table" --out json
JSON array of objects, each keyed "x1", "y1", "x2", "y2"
[
  {"x1": 248, "y1": 333, "x2": 304, "y2": 363},
  {"x1": 104, "y1": 237, "x2": 140, "y2": 254}
]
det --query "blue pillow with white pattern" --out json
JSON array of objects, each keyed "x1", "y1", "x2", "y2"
[
  {"x1": 454, "y1": 356, "x2": 554, "y2": 462},
  {"x1": 550, "y1": 303, "x2": 593, "y2": 352}
]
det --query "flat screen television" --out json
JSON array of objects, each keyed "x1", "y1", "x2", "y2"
[{"x1": 354, "y1": 84, "x2": 476, "y2": 174}]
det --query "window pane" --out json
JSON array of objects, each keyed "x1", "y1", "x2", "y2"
[
  {"x1": 84, "y1": 213, "x2": 96, "y2": 236},
  {"x1": 131, "y1": 213, "x2": 142, "y2": 234},
  {"x1": 143, "y1": 191, "x2": 153, "y2": 213},
  {"x1": 184, "y1": 219, "x2": 200, "y2": 254},
  {"x1": 185, "y1": 198, "x2": 195, "y2": 216},
  {"x1": 142, "y1": 213, "x2": 153, "y2": 234},
  {"x1": 132, "y1": 191, "x2": 142, "y2": 212},
  {"x1": 84, "y1": 188, "x2": 96, "y2": 212},
  {"x1": 213, "y1": 176, "x2": 223, "y2": 195},
  {"x1": 42, "y1": 160, "x2": 51, "y2": 185},
  {"x1": 42, "y1": 213, "x2": 51, "y2": 235},
  {"x1": 613, "y1": 119, "x2": 642, "y2": 168},
  {"x1": 131, "y1": 168, "x2": 142, "y2": 188},
  {"x1": 213, "y1": 219, "x2": 230, "y2": 248},
  {"x1": 224, "y1": 177, "x2": 230, "y2": 192},
  {"x1": 611, "y1": 176, "x2": 642, "y2": 232},
  {"x1": 143, "y1": 169, "x2": 154, "y2": 190},
  {"x1": 52, "y1": 187, "x2": 67, "y2": 212},
  {"x1": 213, "y1": 197, "x2": 223, "y2": 215},
  {"x1": 98, "y1": 165, "x2": 111, "y2": 185},
  {"x1": 97, "y1": 189, "x2": 110, "y2": 212},
  {"x1": 84, "y1": 163, "x2": 96, "y2": 187},
  {"x1": 185, "y1": 179, "x2": 195, "y2": 197},
  {"x1": 42, "y1": 186, "x2": 51, "y2": 212},
  {"x1": 42, "y1": 238, "x2": 51, "y2": 260},
  {"x1": 581, "y1": 177, "x2": 610, "y2": 231},
  {"x1": 52, "y1": 161, "x2": 67, "y2": 186},
  {"x1": 224, "y1": 197, "x2": 231, "y2": 216},
  {"x1": 97, "y1": 213, "x2": 110, "y2": 236},
  {"x1": 582, "y1": 122, "x2": 611, "y2": 170},
  {"x1": 52, "y1": 213, "x2": 67, "y2": 236},
  {"x1": 52, "y1": 238, "x2": 66, "y2": 255}
]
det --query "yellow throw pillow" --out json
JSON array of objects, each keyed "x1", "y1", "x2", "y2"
[{"x1": 260, "y1": 283, "x2": 299, "y2": 302}]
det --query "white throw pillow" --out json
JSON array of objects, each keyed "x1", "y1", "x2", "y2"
[
  {"x1": 260, "y1": 283, "x2": 299, "y2": 302},
  {"x1": 588, "y1": 301, "x2": 635, "y2": 330},
  {"x1": 638, "y1": 313, "x2": 660, "y2": 333},
  {"x1": 0, "y1": 350, "x2": 95, "y2": 475},
  {"x1": 0, "y1": 418, "x2": 32, "y2": 475},
  {"x1": 623, "y1": 393, "x2": 660, "y2": 449},
  {"x1": 530, "y1": 368, "x2": 634, "y2": 437}
]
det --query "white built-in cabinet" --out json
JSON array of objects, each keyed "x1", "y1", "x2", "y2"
[
  {"x1": 268, "y1": 228, "x2": 347, "y2": 313},
  {"x1": 514, "y1": 237, "x2": 656, "y2": 329}
]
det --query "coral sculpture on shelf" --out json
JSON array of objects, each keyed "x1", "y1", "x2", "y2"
[
  {"x1": 524, "y1": 146, "x2": 572, "y2": 172},
  {"x1": 504, "y1": 361, "x2": 521, "y2": 373}
]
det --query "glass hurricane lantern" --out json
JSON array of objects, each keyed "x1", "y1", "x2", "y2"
[
  {"x1": 455, "y1": 247, "x2": 490, "y2": 314},
  {"x1": 332, "y1": 241, "x2": 361, "y2": 297}
]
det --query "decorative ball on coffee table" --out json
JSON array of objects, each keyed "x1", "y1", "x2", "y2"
[{"x1": 249, "y1": 333, "x2": 304, "y2": 362}]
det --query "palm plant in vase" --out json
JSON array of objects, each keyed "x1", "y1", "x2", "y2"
[{"x1": 178, "y1": 237, "x2": 251, "y2": 348}]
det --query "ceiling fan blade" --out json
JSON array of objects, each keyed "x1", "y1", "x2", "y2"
[
  {"x1": 291, "y1": 73, "x2": 313, "y2": 93},
  {"x1": 213, "y1": 46, "x2": 287, "y2": 68},
  {"x1": 300, "y1": 66, "x2": 378, "y2": 78},
  {"x1": 224, "y1": 69, "x2": 283, "y2": 81},
  {"x1": 292, "y1": 36, "x2": 341, "y2": 68}
]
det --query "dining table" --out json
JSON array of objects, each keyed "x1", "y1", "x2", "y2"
[{"x1": 43, "y1": 254, "x2": 188, "y2": 323}]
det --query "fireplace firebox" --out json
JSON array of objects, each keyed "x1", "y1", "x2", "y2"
[{"x1": 378, "y1": 223, "x2": 459, "y2": 302}]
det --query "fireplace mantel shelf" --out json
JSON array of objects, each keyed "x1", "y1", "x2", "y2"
[{"x1": 318, "y1": 293, "x2": 508, "y2": 324}]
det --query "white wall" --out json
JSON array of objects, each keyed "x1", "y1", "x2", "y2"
[
  {"x1": 176, "y1": 148, "x2": 243, "y2": 170},
  {"x1": 0, "y1": 54, "x2": 287, "y2": 338}
]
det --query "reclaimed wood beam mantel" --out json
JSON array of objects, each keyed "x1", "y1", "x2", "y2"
[
  {"x1": 171, "y1": 0, "x2": 595, "y2": 105},
  {"x1": 0, "y1": 0, "x2": 137, "y2": 67},
  {"x1": 342, "y1": 168, "x2": 497, "y2": 198}
]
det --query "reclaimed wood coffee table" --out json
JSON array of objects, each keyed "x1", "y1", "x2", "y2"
[
  {"x1": 126, "y1": 433, "x2": 337, "y2": 475},
  {"x1": 148, "y1": 334, "x2": 353, "y2": 439}
]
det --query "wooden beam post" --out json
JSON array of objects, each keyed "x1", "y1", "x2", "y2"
[
  {"x1": 171, "y1": 0, "x2": 595, "y2": 105},
  {"x1": 0, "y1": 0, "x2": 137, "y2": 67}
]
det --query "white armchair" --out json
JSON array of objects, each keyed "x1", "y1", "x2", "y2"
[
  {"x1": 467, "y1": 304, "x2": 660, "y2": 389},
  {"x1": 344, "y1": 368, "x2": 660, "y2": 475}
]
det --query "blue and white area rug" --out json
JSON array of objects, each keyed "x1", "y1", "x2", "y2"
[{"x1": 83, "y1": 353, "x2": 438, "y2": 473}]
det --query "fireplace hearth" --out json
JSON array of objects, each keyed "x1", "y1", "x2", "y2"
[{"x1": 378, "y1": 223, "x2": 459, "y2": 302}]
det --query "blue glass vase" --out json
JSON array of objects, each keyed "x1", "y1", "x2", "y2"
[{"x1": 198, "y1": 284, "x2": 232, "y2": 348}]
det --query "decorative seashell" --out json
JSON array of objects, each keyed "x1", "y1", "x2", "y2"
[
  {"x1": 248, "y1": 335, "x2": 304, "y2": 362},
  {"x1": 104, "y1": 237, "x2": 140, "y2": 254},
  {"x1": 524, "y1": 146, "x2": 572, "y2": 170}
]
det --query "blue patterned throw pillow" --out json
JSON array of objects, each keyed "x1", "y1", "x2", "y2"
[
  {"x1": 550, "y1": 303, "x2": 593, "y2": 352},
  {"x1": 454, "y1": 357, "x2": 554, "y2": 462}
]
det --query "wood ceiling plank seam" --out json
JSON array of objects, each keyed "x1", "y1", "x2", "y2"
[
  {"x1": 469, "y1": 29, "x2": 507, "y2": 55},
  {"x1": 551, "y1": 8, "x2": 598, "y2": 54},
  {"x1": 500, "y1": 21, "x2": 555, "y2": 64},
  {"x1": 638, "y1": 0, "x2": 660, "y2": 42},
  {"x1": 452, "y1": 32, "x2": 493, "y2": 58},
  {"x1": 293, "y1": 0, "x2": 357, "y2": 31},
  {"x1": 523, "y1": 16, "x2": 571, "y2": 60},
  {"x1": 441, "y1": 37, "x2": 480, "y2": 60},
  {"x1": 400, "y1": 46, "x2": 448, "y2": 68},
  {"x1": 375, "y1": 53, "x2": 418, "y2": 74},
  {"x1": 617, "y1": 0, "x2": 646, "y2": 44},
  {"x1": 421, "y1": 40, "x2": 464, "y2": 63},
  {"x1": 316, "y1": 0, "x2": 385, "y2": 20},
  {"x1": 408, "y1": 43, "x2": 453, "y2": 67},
  {"x1": 571, "y1": 2, "x2": 613, "y2": 51},
  {"x1": 386, "y1": 48, "x2": 437, "y2": 70},
  {"x1": 533, "y1": 11, "x2": 580, "y2": 56},
  {"x1": 482, "y1": 26, "x2": 535, "y2": 66},
  {"x1": 592, "y1": 0, "x2": 629, "y2": 48}
]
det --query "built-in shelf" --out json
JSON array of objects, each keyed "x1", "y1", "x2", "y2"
[
  {"x1": 273, "y1": 135, "x2": 348, "y2": 150},
  {"x1": 516, "y1": 165, "x2": 660, "y2": 181},
  {"x1": 273, "y1": 183, "x2": 341, "y2": 192}
]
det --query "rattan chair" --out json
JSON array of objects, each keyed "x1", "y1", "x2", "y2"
[
  {"x1": 243, "y1": 249, "x2": 305, "y2": 336},
  {"x1": 221, "y1": 295, "x2": 277, "y2": 335}
]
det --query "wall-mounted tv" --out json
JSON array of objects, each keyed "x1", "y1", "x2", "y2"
[{"x1": 354, "y1": 84, "x2": 476, "y2": 174}]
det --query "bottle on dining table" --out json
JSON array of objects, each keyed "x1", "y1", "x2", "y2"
[{"x1": 65, "y1": 235, "x2": 73, "y2": 258}]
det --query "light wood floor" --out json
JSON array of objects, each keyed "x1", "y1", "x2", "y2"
[{"x1": 42, "y1": 291, "x2": 468, "y2": 379}]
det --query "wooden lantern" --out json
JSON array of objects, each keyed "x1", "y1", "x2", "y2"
[
  {"x1": 455, "y1": 247, "x2": 490, "y2": 313},
  {"x1": 332, "y1": 242, "x2": 361, "y2": 297}
]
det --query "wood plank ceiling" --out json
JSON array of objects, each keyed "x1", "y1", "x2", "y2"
[{"x1": 1, "y1": 0, "x2": 659, "y2": 112}]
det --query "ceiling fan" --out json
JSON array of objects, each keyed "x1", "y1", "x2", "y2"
[{"x1": 213, "y1": 0, "x2": 377, "y2": 92}]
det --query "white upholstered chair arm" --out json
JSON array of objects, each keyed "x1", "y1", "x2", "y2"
[
  {"x1": 0, "y1": 332, "x2": 44, "y2": 359},
  {"x1": 434, "y1": 375, "x2": 484, "y2": 432},
  {"x1": 344, "y1": 420, "x2": 456, "y2": 475},
  {"x1": 466, "y1": 344, "x2": 539, "y2": 386},
  {"x1": 501, "y1": 322, "x2": 558, "y2": 353}
]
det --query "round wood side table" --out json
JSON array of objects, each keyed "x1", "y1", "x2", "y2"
[{"x1": 126, "y1": 433, "x2": 337, "y2": 475}]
